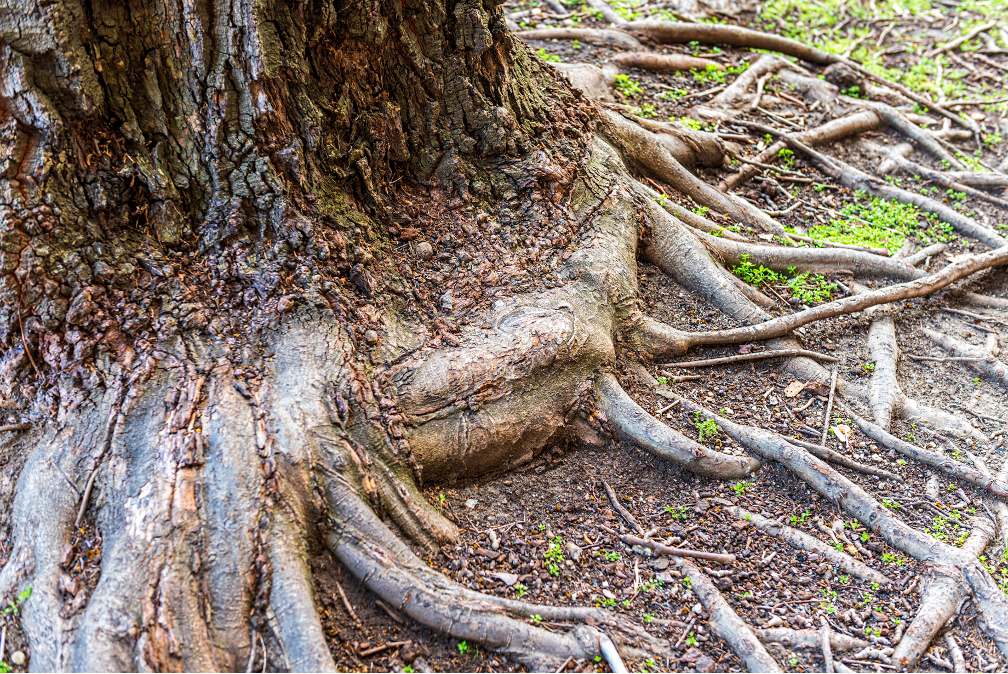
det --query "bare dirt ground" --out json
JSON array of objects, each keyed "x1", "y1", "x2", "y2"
[{"x1": 2, "y1": 0, "x2": 1007, "y2": 672}]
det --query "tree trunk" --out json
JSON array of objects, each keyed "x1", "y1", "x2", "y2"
[{"x1": 0, "y1": 0, "x2": 661, "y2": 670}]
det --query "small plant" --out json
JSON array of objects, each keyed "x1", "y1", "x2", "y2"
[
  {"x1": 660, "y1": 88, "x2": 688, "y2": 100},
  {"x1": 732, "y1": 253, "x2": 783, "y2": 286},
  {"x1": 403, "y1": 667, "x2": 415, "y2": 673},
  {"x1": 839, "y1": 575, "x2": 850, "y2": 584},
  {"x1": 882, "y1": 498, "x2": 900, "y2": 510},
  {"x1": 458, "y1": 640, "x2": 474, "y2": 655},
  {"x1": 686, "y1": 631, "x2": 698, "y2": 646},
  {"x1": 789, "y1": 509, "x2": 811, "y2": 525},
  {"x1": 514, "y1": 582, "x2": 528, "y2": 598},
  {"x1": 614, "y1": 73, "x2": 643, "y2": 98},
  {"x1": 692, "y1": 205, "x2": 709, "y2": 217},
  {"x1": 536, "y1": 48, "x2": 561, "y2": 63},
  {"x1": 683, "y1": 577, "x2": 693, "y2": 589},
  {"x1": 637, "y1": 103, "x2": 657, "y2": 118},
  {"x1": 531, "y1": 613, "x2": 542, "y2": 625},
  {"x1": 436, "y1": 492, "x2": 447, "y2": 507},
  {"x1": 641, "y1": 657, "x2": 657, "y2": 672},
  {"x1": 679, "y1": 116, "x2": 703, "y2": 130},
  {"x1": 572, "y1": 39, "x2": 582, "y2": 50},
  {"x1": 860, "y1": 532, "x2": 870, "y2": 542},
  {"x1": 665, "y1": 505, "x2": 689, "y2": 519},
  {"x1": 778, "y1": 147, "x2": 795, "y2": 169},
  {"x1": 732, "y1": 480, "x2": 753, "y2": 497},
  {"x1": 694, "y1": 413, "x2": 719, "y2": 443},
  {"x1": 604, "y1": 550, "x2": 620, "y2": 562},
  {"x1": 644, "y1": 612, "x2": 655, "y2": 624},
  {"x1": 544, "y1": 537, "x2": 566, "y2": 576}
]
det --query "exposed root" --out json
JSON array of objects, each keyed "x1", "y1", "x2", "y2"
[
  {"x1": 624, "y1": 20, "x2": 978, "y2": 134},
  {"x1": 673, "y1": 556, "x2": 783, "y2": 673},
  {"x1": 867, "y1": 141, "x2": 1008, "y2": 211},
  {"x1": 610, "y1": 52, "x2": 720, "y2": 72},
  {"x1": 948, "y1": 289, "x2": 1008, "y2": 311},
  {"x1": 515, "y1": 28, "x2": 643, "y2": 50},
  {"x1": 598, "y1": 108, "x2": 792, "y2": 239},
  {"x1": 755, "y1": 628, "x2": 869, "y2": 653},
  {"x1": 693, "y1": 229, "x2": 922, "y2": 280},
  {"x1": 636, "y1": 179, "x2": 748, "y2": 242},
  {"x1": 784, "y1": 136, "x2": 1008, "y2": 249},
  {"x1": 595, "y1": 373, "x2": 760, "y2": 479},
  {"x1": 663, "y1": 348, "x2": 838, "y2": 369},
  {"x1": 891, "y1": 500, "x2": 997, "y2": 669},
  {"x1": 671, "y1": 397, "x2": 1008, "y2": 661},
  {"x1": 852, "y1": 100, "x2": 964, "y2": 169},
  {"x1": 867, "y1": 316, "x2": 900, "y2": 431},
  {"x1": 637, "y1": 245, "x2": 1008, "y2": 357},
  {"x1": 785, "y1": 436, "x2": 901, "y2": 482},
  {"x1": 903, "y1": 243, "x2": 948, "y2": 267},
  {"x1": 820, "y1": 620, "x2": 834, "y2": 674},
  {"x1": 843, "y1": 405, "x2": 1003, "y2": 497},
  {"x1": 723, "y1": 505, "x2": 890, "y2": 585},
  {"x1": 944, "y1": 172, "x2": 1008, "y2": 190},
  {"x1": 922, "y1": 328, "x2": 1008, "y2": 388}
]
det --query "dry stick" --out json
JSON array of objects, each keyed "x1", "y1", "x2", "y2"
[
  {"x1": 642, "y1": 245, "x2": 1008, "y2": 356},
  {"x1": 672, "y1": 556, "x2": 783, "y2": 673},
  {"x1": 621, "y1": 21, "x2": 979, "y2": 135},
  {"x1": 841, "y1": 403, "x2": 1008, "y2": 498},
  {"x1": 75, "y1": 467, "x2": 100, "y2": 529},
  {"x1": 723, "y1": 505, "x2": 889, "y2": 584},
  {"x1": 821, "y1": 369, "x2": 838, "y2": 446},
  {"x1": 602, "y1": 480, "x2": 645, "y2": 535},
  {"x1": 620, "y1": 534, "x2": 737, "y2": 565},
  {"x1": 755, "y1": 628, "x2": 869, "y2": 653},
  {"x1": 922, "y1": 328, "x2": 1008, "y2": 388},
  {"x1": 785, "y1": 233, "x2": 889, "y2": 257},
  {"x1": 598, "y1": 633, "x2": 628, "y2": 674},
  {"x1": 721, "y1": 110, "x2": 883, "y2": 191},
  {"x1": 785, "y1": 436, "x2": 901, "y2": 482},
  {"x1": 0, "y1": 423, "x2": 29, "y2": 433},
  {"x1": 335, "y1": 579, "x2": 360, "y2": 624},
  {"x1": 672, "y1": 396, "x2": 1008, "y2": 661},
  {"x1": 783, "y1": 136, "x2": 1008, "y2": 250},
  {"x1": 663, "y1": 348, "x2": 838, "y2": 369},
  {"x1": 945, "y1": 634, "x2": 967, "y2": 673},
  {"x1": 906, "y1": 354, "x2": 987, "y2": 363},
  {"x1": 927, "y1": 20, "x2": 998, "y2": 56}
]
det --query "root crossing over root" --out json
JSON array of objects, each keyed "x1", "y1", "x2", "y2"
[{"x1": 673, "y1": 557, "x2": 783, "y2": 673}]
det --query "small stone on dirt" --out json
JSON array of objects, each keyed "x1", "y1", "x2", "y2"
[
  {"x1": 364, "y1": 329, "x2": 379, "y2": 345},
  {"x1": 491, "y1": 572, "x2": 519, "y2": 586},
  {"x1": 440, "y1": 291, "x2": 454, "y2": 311},
  {"x1": 416, "y1": 241, "x2": 434, "y2": 261},
  {"x1": 11, "y1": 651, "x2": 26, "y2": 666},
  {"x1": 465, "y1": 498, "x2": 478, "y2": 509},
  {"x1": 784, "y1": 381, "x2": 806, "y2": 397}
]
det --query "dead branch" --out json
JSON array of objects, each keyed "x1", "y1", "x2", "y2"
[{"x1": 620, "y1": 534, "x2": 737, "y2": 564}]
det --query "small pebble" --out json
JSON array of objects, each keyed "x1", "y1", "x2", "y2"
[
  {"x1": 11, "y1": 651, "x2": 26, "y2": 666},
  {"x1": 440, "y1": 291, "x2": 454, "y2": 311},
  {"x1": 416, "y1": 241, "x2": 434, "y2": 261},
  {"x1": 364, "y1": 330, "x2": 379, "y2": 346}
]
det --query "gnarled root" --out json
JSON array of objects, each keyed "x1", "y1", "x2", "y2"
[{"x1": 674, "y1": 556, "x2": 783, "y2": 672}]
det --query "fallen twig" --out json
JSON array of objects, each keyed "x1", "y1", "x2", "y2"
[
  {"x1": 602, "y1": 480, "x2": 646, "y2": 535},
  {"x1": 821, "y1": 368, "x2": 838, "y2": 446},
  {"x1": 335, "y1": 579, "x2": 360, "y2": 624},
  {"x1": 621, "y1": 533, "x2": 736, "y2": 564}
]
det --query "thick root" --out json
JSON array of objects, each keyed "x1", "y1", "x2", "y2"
[
  {"x1": 610, "y1": 52, "x2": 720, "y2": 72},
  {"x1": 755, "y1": 628, "x2": 870, "y2": 653},
  {"x1": 673, "y1": 556, "x2": 783, "y2": 673},
  {"x1": 515, "y1": 28, "x2": 643, "y2": 50},
  {"x1": 867, "y1": 316, "x2": 900, "y2": 431},
  {"x1": 595, "y1": 373, "x2": 760, "y2": 479}
]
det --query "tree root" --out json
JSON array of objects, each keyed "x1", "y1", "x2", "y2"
[
  {"x1": 891, "y1": 477, "x2": 999, "y2": 668},
  {"x1": 755, "y1": 628, "x2": 870, "y2": 653},
  {"x1": 777, "y1": 435, "x2": 901, "y2": 483},
  {"x1": 670, "y1": 396, "x2": 1008, "y2": 661},
  {"x1": 868, "y1": 141, "x2": 1008, "y2": 210},
  {"x1": 852, "y1": 100, "x2": 964, "y2": 169},
  {"x1": 903, "y1": 243, "x2": 948, "y2": 267},
  {"x1": 723, "y1": 505, "x2": 890, "y2": 585},
  {"x1": 922, "y1": 328, "x2": 1008, "y2": 388},
  {"x1": 664, "y1": 348, "x2": 838, "y2": 369},
  {"x1": 624, "y1": 20, "x2": 979, "y2": 135},
  {"x1": 598, "y1": 108, "x2": 792, "y2": 239},
  {"x1": 515, "y1": 28, "x2": 643, "y2": 50},
  {"x1": 867, "y1": 316, "x2": 900, "y2": 431},
  {"x1": 672, "y1": 556, "x2": 783, "y2": 672},
  {"x1": 783, "y1": 136, "x2": 1008, "y2": 249},
  {"x1": 595, "y1": 373, "x2": 760, "y2": 479},
  {"x1": 693, "y1": 229, "x2": 922, "y2": 280},
  {"x1": 842, "y1": 405, "x2": 1005, "y2": 497},
  {"x1": 637, "y1": 244, "x2": 1008, "y2": 357},
  {"x1": 610, "y1": 52, "x2": 721, "y2": 72}
]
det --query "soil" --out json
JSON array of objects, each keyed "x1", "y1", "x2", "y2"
[{"x1": 1, "y1": 0, "x2": 1007, "y2": 672}]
